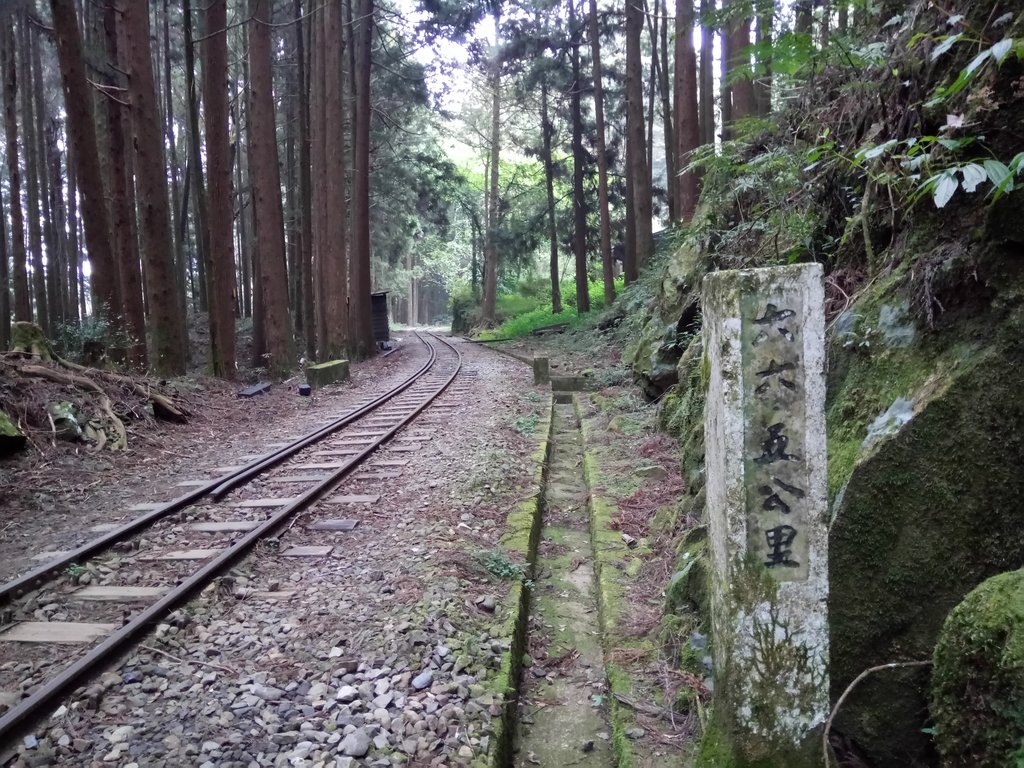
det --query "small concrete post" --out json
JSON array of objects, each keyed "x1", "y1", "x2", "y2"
[
  {"x1": 533, "y1": 357, "x2": 550, "y2": 385},
  {"x1": 702, "y1": 264, "x2": 829, "y2": 765}
]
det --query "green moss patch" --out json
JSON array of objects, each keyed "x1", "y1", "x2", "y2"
[{"x1": 931, "y1": 569, "x2": 1024, "y2": 768}]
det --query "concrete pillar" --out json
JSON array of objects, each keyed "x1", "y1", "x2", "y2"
[
  {"x1": 702, "y1": 264, "x2": 829, "y2": 765},
  {"x1": 533, "y1": 357, "x2": 550, "y2": 385}
]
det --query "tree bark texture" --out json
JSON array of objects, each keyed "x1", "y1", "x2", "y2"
[
  {"x1": 726, "y1": 0, "x2": 755, "y2": 122},
  {"x1": 296, "y1": 0, "x2": 316, "y2": 358},
  {"x1": 349, "y1": 0, "x2": 375, "y2": 359},
  {"x1": 203, "y1": 0, "x2": 237, "y2": 378},
  {"x1": 102, "y1": 1, "x2": 147, "y2": 367},
  {"x1": 699, "y1": 0, "x2": 715, "y2": 146},
  {"x1": 20, "y1": 19, "x2": 49, "y2": 332},
  {"x1": 675, "y1": 0, "x2": 700, "y2": 221},
  {"x1": 248, "y1": 0, "x2": 294, "y2": 374},
  {"x1": 2, "y1": 22, "x2": 30, "y2": 323},
  {"x1": 589, "y1": 0, "x2": 615, "y2": 305},
  {"x1": 539, "y1": 77, "x2": 561, "y2": 315},
  {"x1": 569, "y1": 0, "x2": 589, "y2": 315},
  {"x1": 184, "y1": 0, "x2": 210, "y2": 314},
  {"x1": 50, "y1": 0, "x2": 121, "y2": 326},
  {"x1": 123, "y1": 0, "x2": 188, "y2": 374},
  {"x1": 316, "y1": 0, "x2": 349, "y2": 360},
  {"x1": 625, "y1": 0, "x2": 653, "y2": 271},
  {"x1": 481, "y1": 8, "x2": 501, "y2": 325}
]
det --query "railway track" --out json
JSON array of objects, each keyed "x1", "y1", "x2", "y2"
[{"x1": 0, "y1": 332, "x2": 463, "y2": 746}]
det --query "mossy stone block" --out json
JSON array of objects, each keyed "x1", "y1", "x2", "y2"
[
  {"x1": 931, "y1": 568, "x2": 1024, "y2": 768},
  {"x1": 306, "y1": 359, "x2": 350, "y2": 389}
]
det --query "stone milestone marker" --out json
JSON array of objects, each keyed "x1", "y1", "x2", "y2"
[{"x1": 702, "y1": 264, "x2": 828, "y2": 765}]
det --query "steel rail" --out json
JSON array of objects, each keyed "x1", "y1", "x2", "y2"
[
  {"x1": 0, "y1": 334, "x2": 434, "y2": 606},
  {"x1": 0, "y1": 333, "x2": 462, "y2": 746}
]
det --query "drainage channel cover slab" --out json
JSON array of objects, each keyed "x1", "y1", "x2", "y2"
[
  {"x1": 331, "y1": 494, "x2": 381, "y2": 504},
  {"x1": 190, "y1": 521, "x2": 262, "y2": 532},
  {"x1": 144, "y1": 549, "x2": 223, "y2": 561},
  {"x1": 281, "y1": 545, "x2": 333, "y2": 557},
  {"x1": 310, "y1": 519, "x2": 360, "y2": 532},
  {"x1": 71, "y1": 586, "x2": 166, "y2": 601},
  {"x1": 0, "y1": 622, "x2": 117, "y2": 644}
]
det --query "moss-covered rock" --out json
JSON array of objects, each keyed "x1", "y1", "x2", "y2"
[
  {"x1": 626, "y1": 241, "x2": 707, "y2": 399},
  {"x1": 930, "y1": 569, "x2": 1024, "y2": 768},
  {"x1": 829, "y1": 281, "x2": 1024, "y2": 766}
]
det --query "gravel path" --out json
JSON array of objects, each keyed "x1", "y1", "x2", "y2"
[{"x1": 2, "y1": 338, "x2": 547, "y2": 768}]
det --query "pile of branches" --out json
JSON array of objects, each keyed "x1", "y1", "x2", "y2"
[{"x1": 1, "y1": 322, "x2": 191, "y2": 452}]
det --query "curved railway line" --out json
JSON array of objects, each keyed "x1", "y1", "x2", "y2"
[{"x1": 0, "y1": 332, "x2": 463, "y2": 746}]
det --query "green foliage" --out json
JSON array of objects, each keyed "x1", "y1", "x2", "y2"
[
  {"x1": 686, "y1": 132, "x2": 821, "y2": 265},
  {"x1": 480, "y1": 548, "x2": 530, "y2": 582},
  {"x1": 53, "y1": 313, "x2": 136, "y2": 364},
  {"x1": 476, "y1": 277, "x2": 625, "y2": 340},
  {"x1": 513, "y1": 412, "x2": 539, "y2": 435}
]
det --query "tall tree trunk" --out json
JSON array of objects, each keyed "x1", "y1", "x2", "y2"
[
  {"x1": 316, "y1": 0, "x2": 349, "y2": 360},
  {"x1": 44, "y1": 120, "x2": 66, "y2": 329},
  {"x1": 202, "y1": 0, "x2": 236, "y2": 378},
  {"x1": 725, "y1": 0, "x2": 755, "y2": 125},
  {"x1": 754, "y1": 0, "x2": 773, "y2": 116},
  {"x1": 183, "y1": 0, "x2": 210, "y2": 314},
  {"x1": 248, "y1": 0, "x2": 293, "y2": 375},
  {"x1": 162, "y1": 0, "x2": 186, "y2": 318},
  {"x1": 675, "y1": 0, "x2": 700, "y2": 221},
  {"x1": 0, "y1": 169, "x2": 8, "y2": 348},
  {"x1": 295, "y1": 0, "x2": 315, "y2": 358},
  {"x1": 32, "y1": 31, "x2": 61, "y2": 331},
  {"x1": 569, "y1": 0, "x2": 589, "y2": 315},
  {"x1": 589, "y1": 0, "x2": 615, "y2": 306},
  {"x1": 699, "y1": 0, "x2": 715, "y2": 146},
  {"x1": 624, "y1": 135, "x2": 637, "y2": 284},
  {"x1": 65, "y1": 142, "x2": 80, "y2": 324},
  {"x1": 481, "y1": 7, "x2": 501, "y2": 325},
  {"x1": 101, "y1": 0, "x2": 146, "y2": 366},
  {"x1": 838, "y1": 2, "x2": 848, "y2": 35},
  {"x1": 795, "y1": 0, "x2": 813, "y2": 35},
  {"x1": 51, "y1": 0, "x2": 120, "y2": 327},
  {"x1": 20, "y1": 18, "x2": 48, "y2": 332},
  {"x1": 349, "y1": 0, "x2": 374, "y2": 358},
  {"x1": 123, "y1": 0, "x2": 187, "y2": 374},
  {"x1": 646, "y1": 0, "x2": 675, "y2": 222},
  {"x1": 539, "y1": 77, "x2": 561, "y2": 315},
  {"x1": 625, "y1": 0, "x2": 653, "y2": 271},
  {"x1": 310, "y1": 7, "x2": 326, "y2": 351}
]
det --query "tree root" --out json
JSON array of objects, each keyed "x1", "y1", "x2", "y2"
[{"x1": 20, "y1": 365, "x2": 130, "y2": 451}]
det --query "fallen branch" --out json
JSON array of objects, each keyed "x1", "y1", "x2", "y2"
[
  {"x1": 823, "y1": 660, "x2": 933, "y2": 768},
  {"x1": 56, "y1": 357, "x2": 190, "y2": 423}
]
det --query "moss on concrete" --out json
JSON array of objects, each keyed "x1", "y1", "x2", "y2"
[
  {"x1": 931, "y1": 569, "x2": 1024, "y2": 768},
  {"x1": 484, "y1": 397, "x2": 553, "y2": 768},
  {"x1": 306, "y1": 359, "x2": 350, "y2": 388}
]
